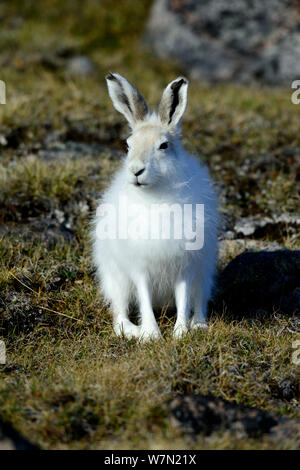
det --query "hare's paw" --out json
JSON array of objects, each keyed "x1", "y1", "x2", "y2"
[
  {"x1": 173, "y1": 322, "x2": 189, "y2": 339},
  {"x1": 114, "y1": 319, "x2": 141, "y2": 339},
  {"x1": 139, "y1": 323, "x2": 162, "y2": 342},
  {"x1": 190, "y1": 317, "x2": 208, "y2": 331}
]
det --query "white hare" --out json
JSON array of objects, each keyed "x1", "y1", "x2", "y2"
[{"x1": 92, "y1": 73, "x2": 218, "y2": 340}]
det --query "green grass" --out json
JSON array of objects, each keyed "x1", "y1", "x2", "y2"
[{"x1": 0, "y1": 0, "x2": 299, "y2": 450}]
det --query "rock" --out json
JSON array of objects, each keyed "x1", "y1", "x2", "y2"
[
  {"x1": 234, "y1": 215, "x2": 300, "y2": 239},
  {"x1": 0, "y1": 260, "x2": 85, "y2": 335},
  {"x1": 0, "y1": 135, "x2": 7, "y2": 146},
  {"x1": 222, "y1": 230, "x2": 235, "y2": 240},
  {"x1": 213, "y1": 249, "x2": 300, "y2": 318},
  {"x1": 168, "y1": 394, "x2": 278, "y2": 437},
  {"x1": 269, "y1": 419, "x2": 300, "y2": 445},
  {"x1": 0, "y1": 217, "x2": 75, "y2": 246},
  {"x1": 217, "y1": 239, "x2": 283, "y2": 270},
  {"x1": 0, "y1": 290, "x2": 47, "y2": 335},
  {"x1": 0, "y1": 420, "x2": 38, "y2": 450},
  {"x1": 145, "y1": 0, "x2": 300, "y2": 84},
  {"x1": 66, "y1": 56, "x2": 95, "y2": 77},
  {"x1": 3, "y1": 126, "x2": 28, "y2": 149},
  {"x1": 218, "y1": 238, "x2": 283, "y2": 258}
]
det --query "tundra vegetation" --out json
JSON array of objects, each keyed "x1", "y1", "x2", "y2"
[{"x1": 0, "y1": 1, "x2": 299, "y2": 449}]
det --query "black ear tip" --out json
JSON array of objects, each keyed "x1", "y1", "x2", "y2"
[
  {"x1": 171, "y1": 77, "x2": 188, "y2": 90},
  {"x1": 106, "y1": 72, "x2": 116, "y2": 81},
  {"x1": 180, "y1": 76, "x2": 188, "y2": 83}
]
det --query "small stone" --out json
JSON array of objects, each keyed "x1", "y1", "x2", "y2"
[
  {"x1": 223, "y1": 230, "x2": 235, "y2": 240},
  {"x1": 66, "y1": 56, "x2": 95, "y2": 77},
  {"x1": 0, "y1": 135, "x2": 7, "y2": 146}
]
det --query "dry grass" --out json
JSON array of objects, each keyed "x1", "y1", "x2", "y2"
[{"x1": 1, "y1": 314, "x2": 299, "y2": 449}]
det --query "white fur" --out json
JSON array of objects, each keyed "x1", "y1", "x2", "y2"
[{"x1": 92, "y1": 74, "x2": 218, "y2": 340}]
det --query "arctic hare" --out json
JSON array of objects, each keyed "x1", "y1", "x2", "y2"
[{"x1": 92, "y1": 73, "x2": 218, "y2": 340}]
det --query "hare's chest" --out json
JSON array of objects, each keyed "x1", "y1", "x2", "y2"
[{"x1": 113, "y1": 197, "x2": 198, "y2": 246}]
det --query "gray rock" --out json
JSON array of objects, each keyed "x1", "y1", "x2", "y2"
[
  {"x1": 0, "y1": 217, "x2": 75, "y2": 248},
  {"x1": 234, "y1": 215, "x2": 300, "y2": 238},
  {"x1": 145, "y1": 0, "x2": 300, "y2": 84},
  {"x1": 213, "y1": 249, "x2": 300, "y2": 318},
  {"x1": 218, "y1": 239, "x2": 283, "y2": 268},
  {"x1": 66, "y1": 56, "x2": 95, "y2": 77},
  {"x1": 0, "y1": 135, "x2": 7, "y2": 146},
  {"x1": 168, "y1": 394, "x2": 300, "y2": 444}
]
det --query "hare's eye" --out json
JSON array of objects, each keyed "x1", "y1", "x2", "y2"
[{"x1": 159, "y1": 142, "x2": 168, "y2": 150}]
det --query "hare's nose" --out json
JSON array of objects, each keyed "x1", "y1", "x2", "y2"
[{"x1": 134, "y1": 168, "x2": 145, "y2": 177}]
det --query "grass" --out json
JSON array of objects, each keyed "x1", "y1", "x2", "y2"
[
  {"x1": 1, "y1": 315, "x2": 299, "y2": 449},
  {"x1": 0, "y1": 0, "x2": 299, "y2": 450}
]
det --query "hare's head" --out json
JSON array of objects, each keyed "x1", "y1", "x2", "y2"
[{"x1": 106, "y1": 73, "x2": 189, "y2": 188}]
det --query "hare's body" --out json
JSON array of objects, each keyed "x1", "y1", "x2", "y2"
[{"x1": 92, "y1": 74, "x2": 218, "y2": 340}]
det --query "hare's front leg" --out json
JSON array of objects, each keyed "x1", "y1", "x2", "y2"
[
  {"x1": 103, "y1": 269, "x2": 140, "y2": 339},
  {"x1": 134, "y1": 276, "x2": 161, "y2": 341},
  {"x1": 173, "y1": 274, "x2": 193, "y2": 338},
  {"x1": 190, "y1": 274, "x2": 211, "y2": 330}
]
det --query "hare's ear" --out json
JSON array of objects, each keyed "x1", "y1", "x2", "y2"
[
  {"x1": 106, "y1": 73, "x2": 149, "y2": 128},
  {"x1": 158, "y1": 77, "x2": 188, "y2": 129}
]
